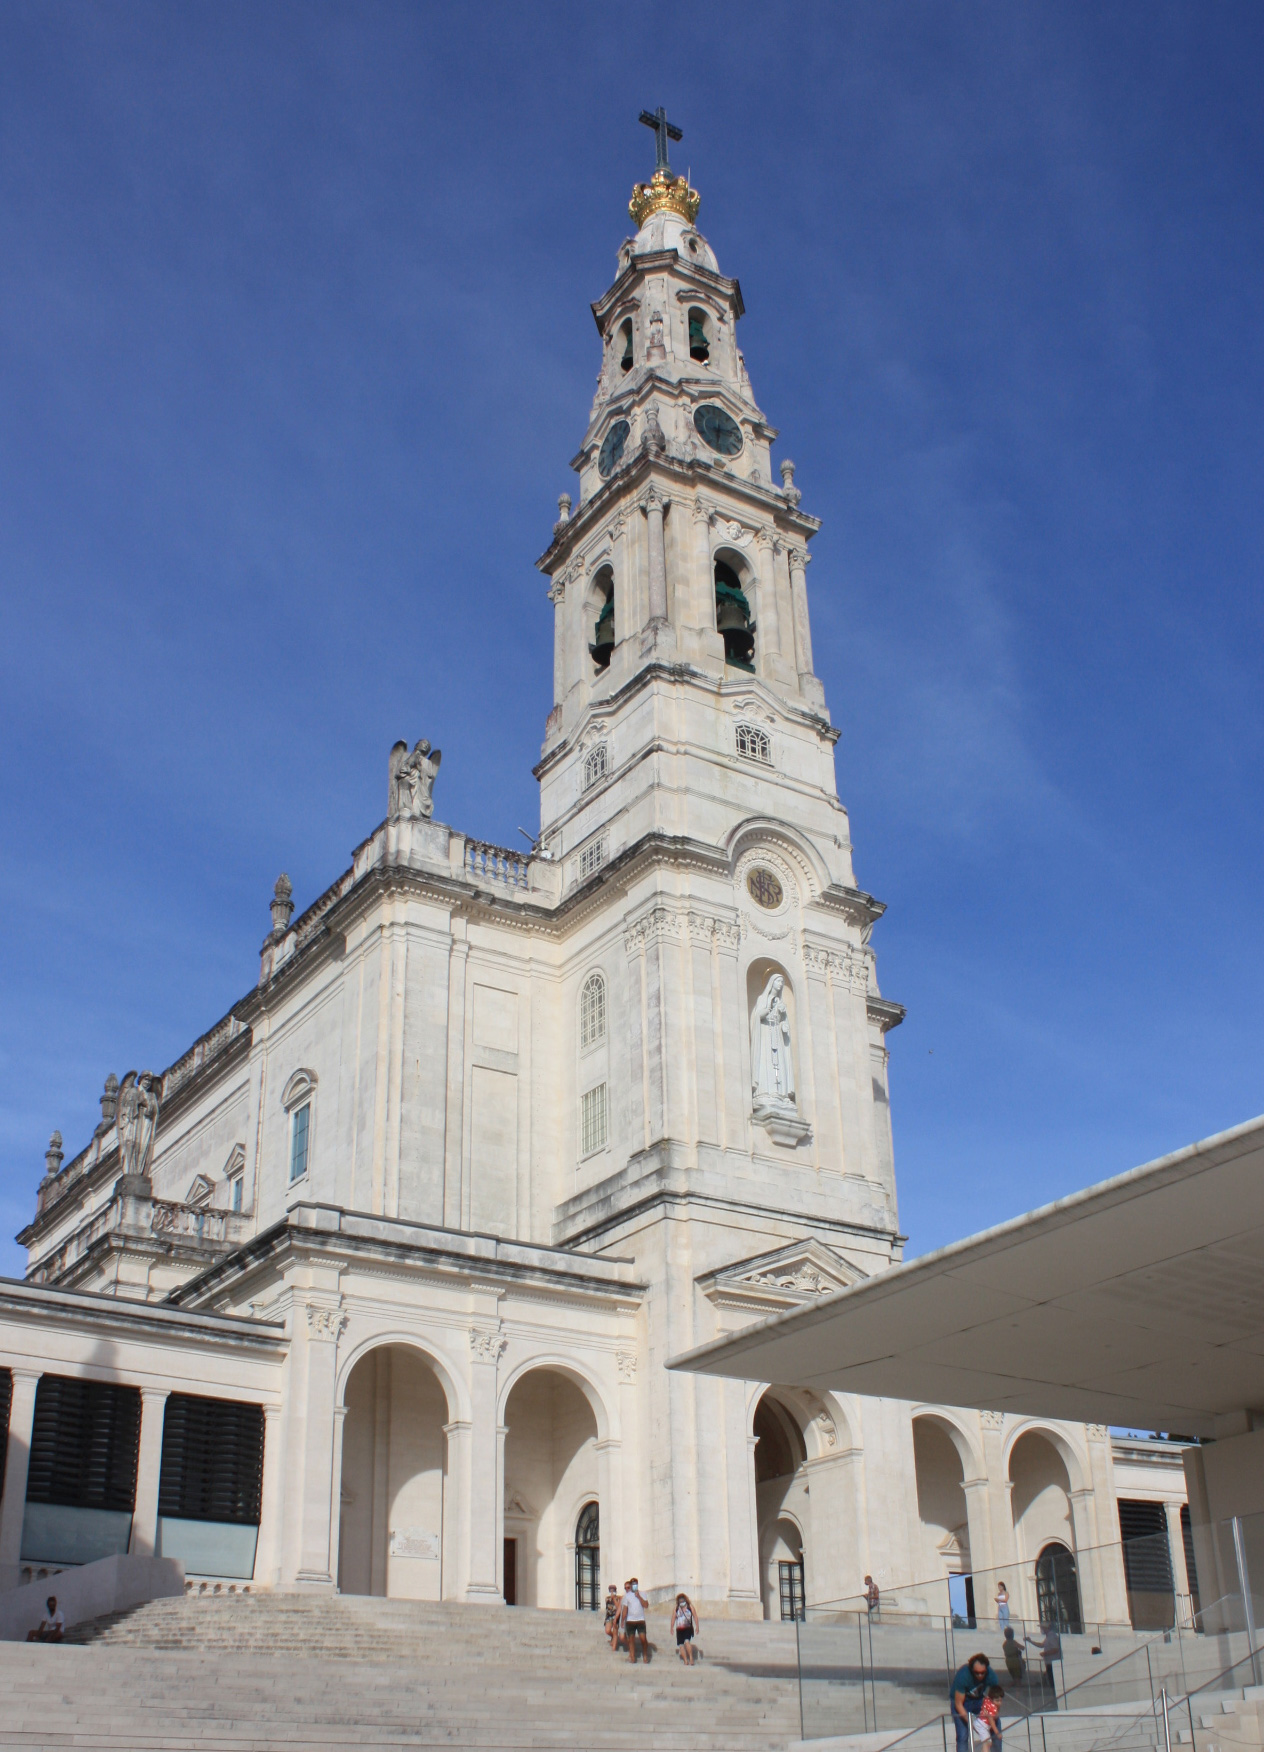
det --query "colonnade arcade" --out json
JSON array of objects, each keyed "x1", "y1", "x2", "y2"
[{"x1": 332, "y1": 1339, "x2": 612, "y2": 1611}]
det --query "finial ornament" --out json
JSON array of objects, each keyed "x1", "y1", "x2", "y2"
[
  {"x1": 270, "y1": 873, "x2": 294, "y2": 934},
  {"x1": 780, "y1": 459, "x2": 802, "y2": 508},
  {"x1": 631, "y1": 104, "x2": 699, "y2": 227},
  {"x1": 44, "y1": 1131, "x2": 64, "y2": 1179}
]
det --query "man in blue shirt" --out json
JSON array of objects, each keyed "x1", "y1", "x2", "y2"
[{"x1": 951, "y1": 1653, "x2": 1002, "y2": 1752}]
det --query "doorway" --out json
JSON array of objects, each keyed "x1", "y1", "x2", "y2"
[{"x1": 504, "y1": 1537, "x2": 518, "y2": 1606}]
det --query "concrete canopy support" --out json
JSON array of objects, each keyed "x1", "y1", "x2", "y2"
[
  {"x1": 128, "y1": 1389, "x2": 170, "y2": 1558},
  {"x1": 0, "y1": 1368, "x2": 40, "y2": 1590}
]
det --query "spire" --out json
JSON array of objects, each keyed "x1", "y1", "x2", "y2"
[{"x1": 630, "y1": 105, "x2": 700, "y2": 229}]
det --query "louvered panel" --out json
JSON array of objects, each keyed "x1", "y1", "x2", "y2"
[
  {"x1": 1119, "y1": 1498, "x2": 1174, "y2": 1594},
  {"x1": 158, "y1": 1395, "x2": 265, "y2": 1526},
  {"x1": 25, "y1": 1376, "x2": 141, "y2": 1511},
  {"x1": 0, "y1": 1368, "x2": 11, "y2": 1501}
]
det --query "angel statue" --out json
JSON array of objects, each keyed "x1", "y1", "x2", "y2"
[
  {"x1": 388, "y1": 738, "x2": 443, "y2": 822},
  {"x1": 750, "y1": 974, "x2": 796, "y2": 1112},
  {"x1": 116, "y1": 1070, "x2": 161, "y2": 1181}
]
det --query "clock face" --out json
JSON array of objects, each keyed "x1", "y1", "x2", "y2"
[
  {"x1": 747, "y1": 867, "x2": 784, "y2": 910},
  {"x1": 598, "y1": 420, "x2": 630, "y2": 479},
  {"x1": 693, "y1": 402, "x2": 744, "y2": 456}
]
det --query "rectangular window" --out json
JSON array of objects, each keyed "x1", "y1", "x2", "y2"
[
  {"x1": 578, "y1": 838, "x2": 606, "y2": 881},
  {"x1": 580, "y1": 1083, "x2": 608, "y2": 1156},
  {"x1": 779, "y1": 1559, "x2": 805, "y2": 1622},
  {"x1": 289, "y1": 1103, "x2": 310, "y2": 1183},
  {"x1": 230, "y1": 1176, "x2": 243, "y2": 1213}
]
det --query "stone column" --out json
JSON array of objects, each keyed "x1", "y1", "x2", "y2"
[
  {"x1": 0, "y1": 1368, "x2": 40, "y2": 1588},
  {"x1": 787, "y1": 546, "x2": 821, "y2": 699},
  {"x1": 963, "y1": 1476, "x2": 996, "y2": 1586},
  {"x1": 640, "y1": 488, "x2": 673, "y2": 650},
  {"x1": 754, "y1": 529, "x2": 785, "y2": 664},
  {"x1": 465, "y1": 1330, "x2": 505, "y2": 1601},
  {"x1": 255, "y1": 1402, "x2": 284, "y2": 1586},
  {"x1": 293, "y1": 1304, "x2": 346, "y2": 1588},
  {"x1": 1069, "y1": 1487, "x2": 1104, "y2": 1629},
  {"x1": 128, "y1": 1388, "x2": 170, "y2": 1558},
  {"x1": 594, "y1": 1436, "x2": 623, "y2": 1599},
  {"x1": 442, "y1": 1419, "x2": 471, "y2": 1601},
  {"x1": 548, "y1": 575, "x2": 566, "y2": 708}
]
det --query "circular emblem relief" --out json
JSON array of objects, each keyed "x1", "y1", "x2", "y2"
[
  {"x1": 598, "y1": 420, "x2": 630, "y2": 478},
  {"x1": 746, "y1": 867, "x2": 784, "y2": 910}
]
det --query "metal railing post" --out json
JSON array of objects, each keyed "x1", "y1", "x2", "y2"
[
  {"x1": 1160, "y1": 1688, "x2": 1172, "y2": 1752},
  {"x1": 1231, "y1": 1516, "x2": 1262, "y2": 1688},
  {"x1": 796, "y1": 1614, "x2": 805, "y2": 1744}
]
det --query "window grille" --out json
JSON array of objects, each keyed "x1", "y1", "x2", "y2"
[
  {"x1": 735, "y1": 723, "x2": 771, "y2": 764},
  {"x1": 779, "y1": 1559, "x2": 805, "y2": 1621},
  {"x1": 1181, "y1": 1504, "x2": 1200, "y2": 1618},
  {"x1": 1119, "y1": 1499, "x2": 1175, "y2": 1630},
  {"x1": 158, "y1": 1394, "x2": 266, "y2": 1526},
  {"x1": 26, "y1": 1376, "x2": 141, "y2": 1512},
  {"x1": 575, "y1": 1501, "x2": 600, "y2": 1611},
  {"x1": 583, "y1": 744, "x2": 608, "y2": 790},
  {"x1": 580, "y1": 973, "x2": 606, "y2": 1049},
  {"x1": 580, "y1": 1083, "x2": 608, "y2": 1156},
  {"x1": 289, "y1": 1103, "x2": 310, "y2": 1183},
  {"x1": 578, "y1": 839, "x2": 606, "y2": 881}
]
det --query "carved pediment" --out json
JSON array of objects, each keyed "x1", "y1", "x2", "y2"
[
  {"x1": 186, "y1": 1174, "x2": 214, "y2": 1208},
  {"x1": 938, "y1": 1525, "x2": 971, "y2": 1564},
  {"x1": 505, "y1": 1489, "x2": 535, "y2": 1519},
  {"x1": 698, "y1": 1238, "x2": 864, "y2": 1314}
]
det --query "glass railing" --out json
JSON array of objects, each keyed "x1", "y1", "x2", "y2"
[{"x1": 792, "y1": 1507, "x2": 1264, "y2": 1746}]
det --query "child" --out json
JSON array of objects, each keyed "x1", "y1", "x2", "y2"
[{"x1": 973, "y1": 1685, "x2": 1003, "y2": 1743}]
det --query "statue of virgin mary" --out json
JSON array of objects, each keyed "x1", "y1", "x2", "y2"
[{"x1": 750, "y1": 973, "x2": 796, "y2": 1110}]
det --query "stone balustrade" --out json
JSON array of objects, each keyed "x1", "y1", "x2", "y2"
[{"x1": 464, "y1": 839, "x2": 532, "y2": 890}]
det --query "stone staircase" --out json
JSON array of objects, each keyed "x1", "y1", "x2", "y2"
[{"x1": 0, "y1": 1589, "x2": 805, "y2": 1751}]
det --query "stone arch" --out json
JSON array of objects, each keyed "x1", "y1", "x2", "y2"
[
  {"x1": 586, "y1": 562, "x2": 615, "y2": 670},
  {"x1": 337, "y1": 1340, "x2": 460, "y2": 1600},
  {"x1": 280, "y1": 1068, "x2": 317, "y2": 1109},
  {"x1": 911, "y1": 1412, "x2": 975, "y2": 1586},
  {"x1": 496, "y1": 1354, "x2": 612, "y2": 1443},
  {"x1": 911, "y1": 1408, "x2": 985, "y2": 1481},
  {"x1": 1007, "y1": 1426, "x2": 1081, "y2": 1625},
  {"x1": 726, "y1": 818, "x2": 830, "y2": 900},
  {"x1": 748, "y1": 1382, "x2": 846, "y2": 1463},
  {"x1": 712, "y1": 544, "x2": 757, "y2": 669},
  {"x1": 336, "y1": 1331, "x2": 468, "y2": 1424},
  {"x1": 1002, "y1": 1421, "x2": 1085, "y2": 1494},
  {"x1": 502, "y1": 1363, "x2": 605, "y2": 1609}
]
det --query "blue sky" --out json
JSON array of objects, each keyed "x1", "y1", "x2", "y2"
[{"x1": 1, "y1": 2, "x2": 1262, "y2": 1277}]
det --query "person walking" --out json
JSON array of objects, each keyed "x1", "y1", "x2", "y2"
[
  {"x1": 864, "y1": 1575, "x2": 881, "y2": 1621},
  {"x1": 603, "y1": 1583, "x2": 621, "y2": 1649},
  {"x1": 1025, "y1": 1624, "x2": 1062, "y2": 1708},
  {"x1": 623, "y1": 1578, "x2": 650, "y2": 1664},
  {"x1": 950, "y1": 1652, "x2": 1002, "y2": 1752},
  {"x1": 673, "y1": 1593, "x2": 699, "y2": 1665},
  {"x1": 1001, "y1": 1627, "x2": 1025, "y2": 1688},
  {"x1": 994, "y1": 1582, "x2": 1010, "y2": 1630}
]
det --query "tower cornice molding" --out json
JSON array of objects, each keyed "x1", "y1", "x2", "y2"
[
  {"x1": 536, "y1": 450, "x2": 820, "y2": 577},
  {"x1": 591, "y1": 249, "x2": 744, "y2": 334}
]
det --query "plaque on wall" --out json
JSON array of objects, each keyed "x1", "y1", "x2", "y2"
[{"x1": 389, "y1": 1527, "x2": 440, "y2": 1559}]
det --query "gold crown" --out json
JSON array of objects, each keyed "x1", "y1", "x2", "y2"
[{"x1": 629, "y1": 169, "x2": 701, "y2": 229}]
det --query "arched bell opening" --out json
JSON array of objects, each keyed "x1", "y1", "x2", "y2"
[
  {"x1": 337, "y1": 1344, "x2": 453, "y2": 1600},
  {"x1": 503, "y1": 1368, "x2": 600, "y2": 1609},
  {"x1": 714, "y1": 551, "x2": 755, "y2": 672},
  {"x1": 588, "y1": 566, "x2": 615, "y2": 672},
  {"x1": 688, "y1": 306, "x2": 712, "y2": 363},
  {"x1": 753, "y1": 1390, "x2": 810, "y2": 1620},
  {"x1": 618, "y1": 318, "x2": 633, "y2": 375}
]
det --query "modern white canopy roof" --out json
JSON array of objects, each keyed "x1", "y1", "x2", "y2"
[{"x1": 671, "y1": 1114, "x2": 1264, "y2": 1439}]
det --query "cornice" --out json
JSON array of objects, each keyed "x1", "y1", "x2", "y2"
[
  {"x1": 169, "y1": 1203, "x2": 645, "y2": 1313},
  {"x1": 537, "y1": 449, "x2": 820, "y2": 577},
  {"x1": 0, "y1": 1273, "x2": 285, "y2": 1353},
  {"x1": 590, "y1": 250, "x2": 744, "y2": 332},
  {"x1": 867, "y1": 996, "x2": 907, "y2": 1033}
]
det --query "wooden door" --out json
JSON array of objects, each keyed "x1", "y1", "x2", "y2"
[{"x1": 503, "y1": 1537, "x2": 517, "y2": 1606}]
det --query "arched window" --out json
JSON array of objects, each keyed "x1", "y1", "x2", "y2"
[
  {"x1": 580, "y1": 972, "x2": 606, "y2": 1049},
  {"x1": 1035, "y1": 1542, "x2": 1083, "y2": 1634},
  {"x1": 281, "y1": 1069, "x2": 317, "y2": 1186},
  {"x1": 618, "y1": 319, "x2": 633, "y2": 374},
  {"x1": 715, "y1": 558, "x2": 755, "y2": 671},
  {"x1": 588, "y1": 566, "x2": 615, "y2": 671},
  {"x1": 575, "y1": 1501, "x2": 600, "y2": 1610},
  {"x1": 583, "y1": 744, "x2": 608, "y2": 791},
  {"x1": 735, "y1": 723, "x2": 771, "y2": 764},
  {"x1": 688, "y1": 306, "x2": 711, "y2": 363}
]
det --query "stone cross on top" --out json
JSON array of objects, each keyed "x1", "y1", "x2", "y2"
[{"x1": 639, "y1": 106, "x2": 682, "y2": 178}]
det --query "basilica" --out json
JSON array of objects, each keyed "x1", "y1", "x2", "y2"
[{"x1": 0, "y1": 124, "x2": 1190, "y2": 1632}]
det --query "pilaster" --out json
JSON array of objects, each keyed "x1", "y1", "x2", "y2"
[
  {"x1": 0, "y1": 1367, "x2": 40, "y2": 1589},
  {"x1": 128, "y1": 1388, "x2": 170, "y2": 1558}
]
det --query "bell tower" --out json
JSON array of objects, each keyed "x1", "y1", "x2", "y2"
[{"x1": 536, "y1": 118, "x2": 844, "y2": 889}]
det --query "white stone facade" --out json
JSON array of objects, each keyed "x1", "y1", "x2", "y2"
[{"x1": 1, "y1": 163, "x2": 1186, "y2": 1624}]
